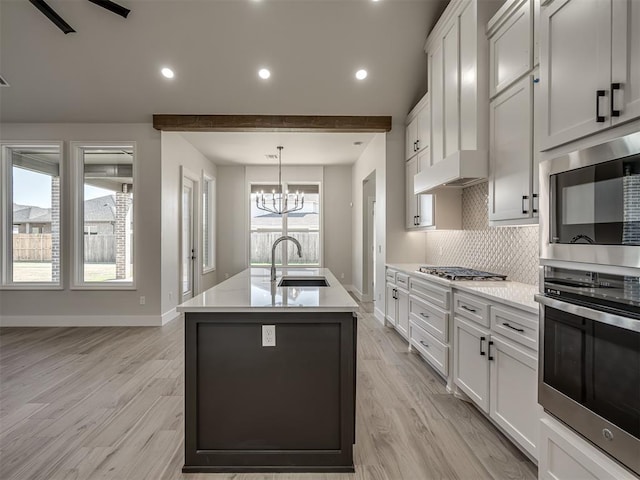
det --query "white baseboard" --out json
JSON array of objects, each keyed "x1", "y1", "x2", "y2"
[
  {"x1": 349, "y1": 286, "x2": 363, "y2": 301},
  {"x1": 0, "y1": 314, "x2": 164, "y2": 327},
  {"x1": 161, "y1": 308, "x2": 181, "y2": 325},
  {"x1": 374, "y1": 307, "x2": 385, "y2": 324}
]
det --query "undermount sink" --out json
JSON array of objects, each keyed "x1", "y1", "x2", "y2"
[{"x1": 277, "y1": 276, "x2": 330, "y2": 287}]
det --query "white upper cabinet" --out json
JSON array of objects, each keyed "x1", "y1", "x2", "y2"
[
  {"x1": 612, "y1": 0, "x2": 640, "y2": 125},
  {"x1": 443, "y1": 19, "x2": 460, "y2": 160},
  {"x1": 429, "y1": 43, "x2": 445, "y2": 165},
  {"x1": 489, "y1": 75, "x2": 537, "y2": 223},
  {"x1": 540, "y1": 0, "x2": 640, "y2": 151},
  {"x1": 406, "y1": 157, "x2": 436, "y2": 230},
  {"x1": 405, "y1": 94, "x2": 430, "y2": 162},
  {"x1": 488, "y1": 0, "x2": 533, "y2": 97}
]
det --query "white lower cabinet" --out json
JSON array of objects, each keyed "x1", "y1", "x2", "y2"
[
  {"x1": 539, "y1": 415, "x2": 636, "y2": 480},
  {"x1": 410, "y1": 320, "x2": 449, "y2": 377},
  {"x1": 385, "y1": 277, "x2": 409, "y2": 341},
  {"x1": 385, "y1": 282, "x2": 397, "y2": 326},
  {"x1": 396, "y1": 287, "x2": 409, "y2": 338},
  {"x1": 489, "y1": 335, "x2": 538, "y2": 459},
  {"x1": 453, "y1": 317, "x2": 491, "y2": 412},
  {"x1": 453, "y1": 291, "x2": 539, "y2": 460}
]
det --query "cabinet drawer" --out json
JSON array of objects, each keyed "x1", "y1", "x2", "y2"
[
  {"x1": 410, "y1": 321, "x2": 448, "y2": 377},
  {"x1": 409, "y1": 296, "x2": 449, "y2": 343},
  {"x1": 409, "y1": 277, "x2": 450, "y2": 310},
  {"x1": 396, "y1": 273, "x2": 409, "y2": 289},
  {"x1": 491, "y1": 305, "x2": 538, "y2": 351},
  {"x1": 386, "y1": 269, "x2": 397, "y2": 283},
  {"x1": 454, "y1": 292, "x2": 491, "y2": 327}
]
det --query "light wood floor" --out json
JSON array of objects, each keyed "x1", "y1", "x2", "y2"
[{"x1": 0, "y1": 301, "x2": 537, "y2": 480}]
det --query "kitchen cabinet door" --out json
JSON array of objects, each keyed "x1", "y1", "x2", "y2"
[
  {"x1": 405, "y1": 158, "x2": 419, "y2": 229},
  {"x1": 396, "y1": 288, "x2": 409, "y2": 339},
  {"x1": 405, "y1": 117, "x2": 419, "y2": 161},
  {"x1": 539, "y1": 0, "x2": 611, "y2": 150},
  {"x1": 489, "y1": 75, "x2": 534, "y2": 222},
  {"x1": 454, "y1": 317, "x2": 490, "y2": 413},
  {"x1": 429, "y1": 43, "x2": 445, "y2": 165},
  {"x1": 489, "y1": 336, "x2": 538, "y2": 459},
  {"x1": 612, "y1": 0, "x2": 640, "y2": 125},
  {"x1": 385, "y1": 283, "x2": 397, "y2": 326},
  {"x1": 489, "y1": 0, "x2": 532, "y2": 97},
  {"x1": 417, "y1": 102, "x2": 430, "y2": 152}
]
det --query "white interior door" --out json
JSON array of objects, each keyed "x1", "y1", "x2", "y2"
[{"x1": 182, "y1": 177, "x2": 196, "y2": 302}]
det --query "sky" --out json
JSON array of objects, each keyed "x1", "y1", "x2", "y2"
[{"x1": 13, "y1": 167, "x2": 113, "y2": 208}]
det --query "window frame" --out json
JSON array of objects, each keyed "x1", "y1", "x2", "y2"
[
  {"x1": 248, "y1": 181, "x2": 323, "y2": 268},
  {"x1": 202, "y1": 172, "x2": 216, "y2": 274},
  {"x1": 70, "y1": 141, "x2": 137, "y2": 290},
  {"x1": 0, "y1": 141, "x2": 64, "y2": 290}
]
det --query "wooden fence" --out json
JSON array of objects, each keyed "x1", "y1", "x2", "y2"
[
  {"x1": 12, "y1": 234, "x2": 52, "y2": 261},
  {"x1": 250, "y1": 231, "x2": 319, "y2": 265},
  {"x1": 13, "y1": 234, "x2": 115, "y2": 263}
]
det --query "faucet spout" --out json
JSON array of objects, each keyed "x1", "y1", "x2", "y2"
[{"x1": 271, "y1": 235, "x2": 303, "y2": 282}]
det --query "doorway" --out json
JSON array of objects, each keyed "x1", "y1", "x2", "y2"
[
  {"x1": 362, "y1": 171, "x2": 376, "y2": 302},
  {"x1": 181, "y1": 170, "x2": 199, "y2": 302}
]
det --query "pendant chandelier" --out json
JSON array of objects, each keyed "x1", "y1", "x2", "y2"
[{"x1": 254, "y1": 146, "x2": 304, "y2": 215}]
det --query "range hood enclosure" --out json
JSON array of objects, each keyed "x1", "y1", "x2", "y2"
[{"x1": 414, "y1": 150, "x2": 488, "y2": 194}]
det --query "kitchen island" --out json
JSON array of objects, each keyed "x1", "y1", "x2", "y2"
[{"x1": 177, "y1": 268, "x2": 358, "y2": 473}]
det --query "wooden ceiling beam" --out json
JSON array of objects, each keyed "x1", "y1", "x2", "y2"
[{"x1": 152, "y1": 114, "x2": 392, "y2": 133}]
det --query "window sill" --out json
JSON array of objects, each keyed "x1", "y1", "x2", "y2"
[
  {"x1": 70, "y1": 284, "x2": 136, "y2": 291},
  {"x1": 202, "y1": 267, "x2": 216, "y2": 275},
  {"x1": 0, "y1": 284, "x2": 64, "y2": 291}
]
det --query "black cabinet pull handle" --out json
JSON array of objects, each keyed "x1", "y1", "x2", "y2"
[
  {"x1": 416, "y1": 215, "x2": 420, "y2": 225},
  {"x1": 414, "y1": 141, "x2": 418, "y2": 152},
  {"x1": 461, "y1": 305, "x2": 477, "y2": 313},
  {"x1": 416, "y1": 139, "x2": 420, "y2": 150},
  {"x1": 532, "y1": 193, "x2": 538, "y2": 214},
  {"x1": 522, "y1": 195, "x2": 529, "y2": 214},
  {"x1": 596, "y1": 90, "x2": 606, "y2": 122},
  {"x1": 480, "y1": 336, "x2": 486, "y2": 356},
  {"x1": 419, "y1": 340, "x2": 429, "y2": 348},
  {"x1": 611, "y1": 83, "x2": 621, "y2": 117},
  {"x1": 488, "y1": 340, "x2": 494, "y2": 361},
  {"x1": 419, "y1": 312, "x2": 429, "y2": 318},
  {"x1": 503, "y1": 322, "x2": 525, "y2": 333}
]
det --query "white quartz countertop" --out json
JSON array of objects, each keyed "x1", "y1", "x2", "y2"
[
  {"x1": 177, "y1": 268, "x2": 358, "y2": 313},
  {"x1": 386, "y1": 263, "x2": 539, "y2": 314}
]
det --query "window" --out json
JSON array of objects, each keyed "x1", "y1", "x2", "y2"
[
  {"x1": 1, "y1": 143, "x2": 62, "y2": 287},
  {"x1": 249, "y1": 183, "x2": 320, "y2": 266},
  {"x1": 73, "y1": 144, "x2": 135, "y2": 288},
  {"x1": 202, "y1": 174, "x2": 216, "y2": 272}
]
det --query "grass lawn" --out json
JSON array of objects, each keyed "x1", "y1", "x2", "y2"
[{"x1": 12, "y1": 263, "x2": 125, "y2": 283}]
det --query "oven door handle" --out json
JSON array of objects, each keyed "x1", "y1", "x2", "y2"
[{"x1": 535, "y1": 294, "x2": 640, "y2": 333}]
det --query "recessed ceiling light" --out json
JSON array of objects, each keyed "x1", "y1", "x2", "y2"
[
  {"x1": 161, "y1": 67, "x2": 174, "y2": 79},
  {"x1": 354, "y1": 141, "x2": 363, "y2": 146},
  {"x1": 355, "y1": 69, "x2": 368, "y2": 80},
  {"x1": 258, "y1": 68, "x2": 271, "y2": 79}
]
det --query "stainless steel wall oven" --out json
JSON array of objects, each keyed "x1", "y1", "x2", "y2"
[{"x1": 538, "y1": 132, "x2": 640, "y2": 475}]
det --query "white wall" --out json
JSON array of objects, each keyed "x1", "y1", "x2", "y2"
[
  {"x1": 216, "y1": 165, "x2": 248, "y2": 283},
  {"x1": 0, "y1": 123, "x2": 163, "y2": 326},
  {"x1": 351, "y1": 134, "x2": 387, "y2": 321},
  {"x1": 215, "y1": 164, "x2": 353, "y2": 286},
  {"x1": 324, "y1": 165, "x2": 353, "y2": 285},
  {"x1": 160, "y1": 132, "x2": 217, "y2": 318}
]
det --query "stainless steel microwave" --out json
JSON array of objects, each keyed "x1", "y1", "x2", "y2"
[{"x1": 540, "y1": 131, "x2": 640, "y2": 269}]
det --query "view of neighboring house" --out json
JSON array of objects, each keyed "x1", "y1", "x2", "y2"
[
  {"x1": 13, "y1": 194, "x2": 118, "y2": 236},
  {"x1": 12, "y1": 204, "x2": 51, "y2": 234}
]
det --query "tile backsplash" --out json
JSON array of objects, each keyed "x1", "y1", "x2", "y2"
[{"x1": 425, "y1": 182, "x2": 540, "y2": 285}]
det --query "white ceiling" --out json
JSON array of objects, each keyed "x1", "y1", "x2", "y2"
[
  {"x1": 180, "y1": 131, "x2": 377, "y2": 165},
  {"x1": 0, "y1": 0, "x2": 447, "y2": 124}
]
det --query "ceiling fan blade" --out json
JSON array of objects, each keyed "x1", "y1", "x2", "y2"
[
  {"x1": 86, "y1": 0, "x2": 130, "y2": 18},
  {"x1": 29, "y1": 0, "x2": 75, "y2": 34}
]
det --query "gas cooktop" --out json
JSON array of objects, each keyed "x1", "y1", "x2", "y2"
[{"x1": 418, "y1": 266, "x2": 507, "y2": 281}]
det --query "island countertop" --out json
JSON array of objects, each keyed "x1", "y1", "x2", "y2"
[{"x1": 177, "y1": 268, "x2": 358, "y2": 313}]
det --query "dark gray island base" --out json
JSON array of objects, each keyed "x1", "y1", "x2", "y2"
[{"x1": 183, "y1": 311, "x2": 357, "y2": 473}]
